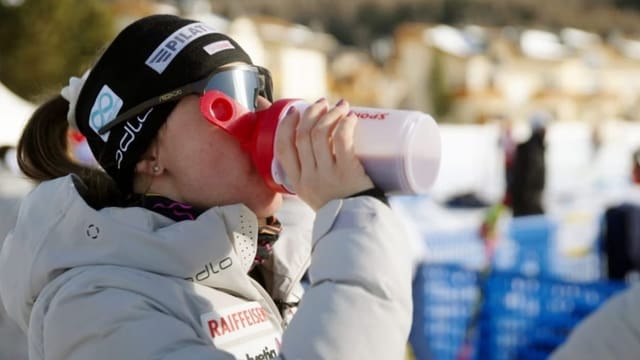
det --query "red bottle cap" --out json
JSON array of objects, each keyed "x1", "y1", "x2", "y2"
[{"x1": 200, "y1": 91, "x2": 299, "y2": 193}]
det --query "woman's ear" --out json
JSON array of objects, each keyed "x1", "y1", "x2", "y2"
[
  {"x1": 135, "y1": 160, "x2": 163, "y2": 176},
  {"x1": 135, "y1": 142, "x2": 162, "y2": 176}
]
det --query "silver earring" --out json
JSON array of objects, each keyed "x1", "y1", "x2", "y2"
[{"x1": 152, "y1": 165, "x2": 160, "y2": 173}]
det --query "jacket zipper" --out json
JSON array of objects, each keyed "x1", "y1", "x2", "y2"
[{"x1": 249, "y1": 277, "x2": 285, "y2": 330}]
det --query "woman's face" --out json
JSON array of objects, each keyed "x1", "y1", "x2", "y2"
[{"x1": 151, "y1": 94, "x2": 282, "y2": 218}]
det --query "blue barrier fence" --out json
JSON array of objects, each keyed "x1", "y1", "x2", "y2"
[
  {"x1": 410, "y1": 265, "x2": 479, "y2": 360},
  {"x1": 409, "y1": 214, "x2": 626, "y2": 360},
  {"x1": 410, "y1": 264, "x2": 626, "y2": 360},
  {"x1": 477, "y1": 271, "x2": 625, "y2": 360}
]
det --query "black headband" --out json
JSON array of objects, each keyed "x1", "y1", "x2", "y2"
[{"x1": 74, "y1": 14, "x2": 253, "y2": 192}]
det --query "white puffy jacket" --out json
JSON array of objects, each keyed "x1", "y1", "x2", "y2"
[{"x1": 0, "y1": 175, "x2": 412, "y2": 359}]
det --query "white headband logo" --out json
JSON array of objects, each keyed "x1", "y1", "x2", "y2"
[
  {"x1": 88, "y1": 85, "x2": 123, "y2": 142},
  {"x1": 145, "y1": 22, "x2": 217, "y2": 74}
]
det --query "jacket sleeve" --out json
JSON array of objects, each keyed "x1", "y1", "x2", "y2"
[
  {"x1": 34, "y1": 275, "x2": 235, "y2": 360},
  {"x1": 551, "y1": 284, "x2": 640, "y2": 360},
  {"x1": 280, "y1": 196, "x2": 413, "y2": 360}
]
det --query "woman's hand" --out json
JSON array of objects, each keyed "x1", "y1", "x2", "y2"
[{"x1": 275, "y1": 99, "x2": 374, "y2": 210}]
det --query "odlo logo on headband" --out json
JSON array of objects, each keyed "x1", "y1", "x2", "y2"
[
  {"x1": 146, "y1": 22, "x2": 217, "y2": 74},
  {"x1": 115, "y1": 108, "x2": 153, "y2": 169}
]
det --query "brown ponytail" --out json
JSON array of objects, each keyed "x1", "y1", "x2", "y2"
[{"x1": 17, "y1": 94, "x2": 124, "y2": 209}]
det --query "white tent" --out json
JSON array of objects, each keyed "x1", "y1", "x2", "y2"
[{"x1": 0, "y1": 82, "x2": 34, "y2": 146}]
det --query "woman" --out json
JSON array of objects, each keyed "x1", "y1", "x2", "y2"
[{"x1": 0, "y1": 14, "x2": 412, "y2": 359}]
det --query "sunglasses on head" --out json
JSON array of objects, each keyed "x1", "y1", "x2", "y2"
[{"x1": 98, "y1": 64, "x2": 273, "y2": 135}]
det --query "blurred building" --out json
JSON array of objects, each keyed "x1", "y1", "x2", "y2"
[
  {"x1": 328, "y1": 48, "x2": 407, "y2": 107},
  {"x1": 227, "y1": 15, "x2": 337, "y2": 102},
  {"x1": 389, "y1": 22, "x2": 640, "y2": 124},
  {"x1": 104, "y1": 2, "x2": 640, "y2": 124}
]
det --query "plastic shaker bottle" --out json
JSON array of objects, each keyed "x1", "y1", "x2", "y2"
[{"x1": 200, "y1": 91, "x2": 441, "y2": 195}]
